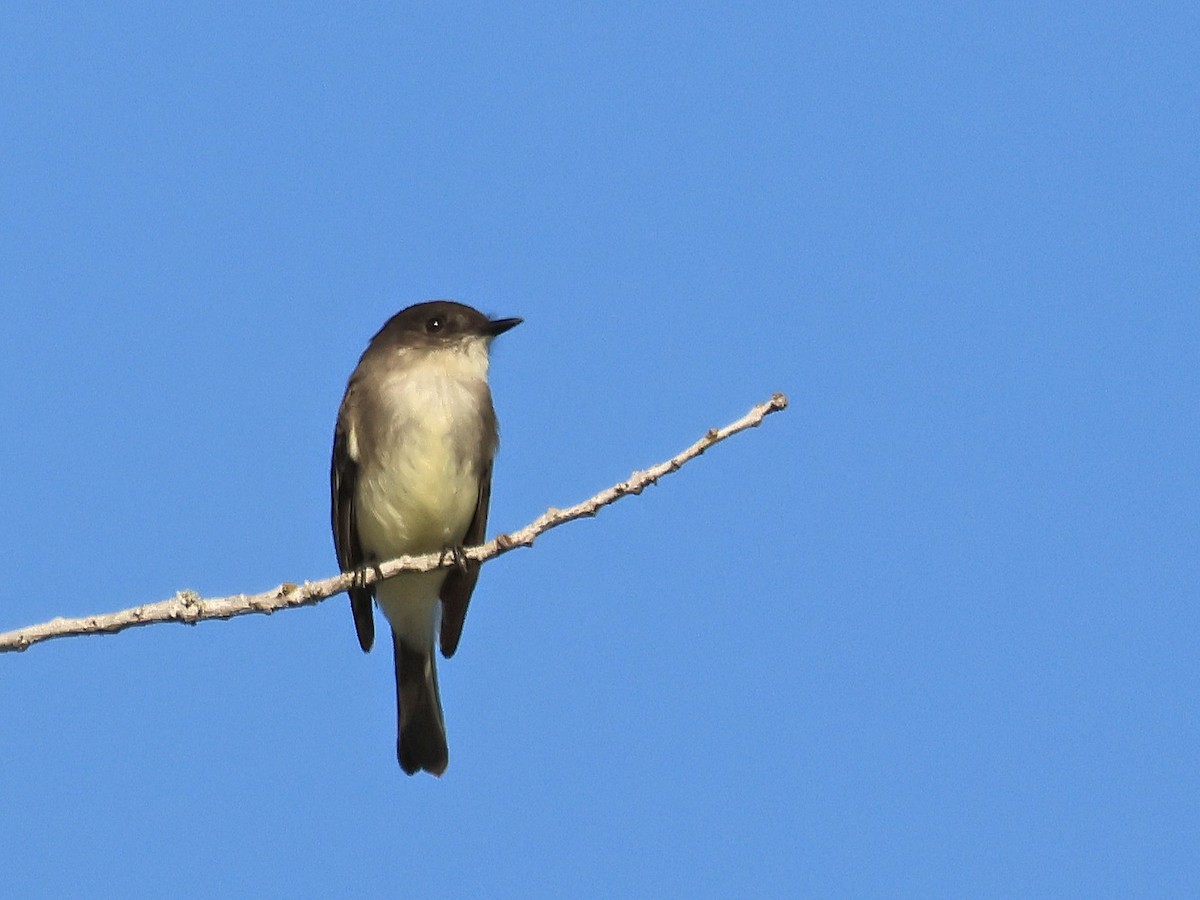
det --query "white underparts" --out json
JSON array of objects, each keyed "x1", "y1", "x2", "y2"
[{"x1": 352, "y1": 338, "x2": 494, "y2": 648}]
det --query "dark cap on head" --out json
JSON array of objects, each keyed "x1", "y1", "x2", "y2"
[{"x1": 370, "y1": 301, "x2": 522, "y2": 349}]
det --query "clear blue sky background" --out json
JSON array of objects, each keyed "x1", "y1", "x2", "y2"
[{"x1": 2, "y1": 2, "x2": 1196, "y2": 896}]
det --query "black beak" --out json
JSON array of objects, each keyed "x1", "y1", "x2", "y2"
[{"x1": 484, "y1": 317, "x2": 523, "y2": 337}]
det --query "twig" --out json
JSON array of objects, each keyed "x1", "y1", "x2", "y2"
[{"x1": 0, "y1": 393, "x2": 788, "y2": 653}]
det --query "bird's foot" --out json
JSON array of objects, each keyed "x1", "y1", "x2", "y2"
[
  {"x1": 353, "y1": 560, "x2": 382, "y2": 591},
  {"x1": 439, "y1": 544, "x2": 469, "y2": 573}
]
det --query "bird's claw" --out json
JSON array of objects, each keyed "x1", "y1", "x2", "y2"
[{"x1": 439, "y1": 544, "x2": 469, "y2": 573}]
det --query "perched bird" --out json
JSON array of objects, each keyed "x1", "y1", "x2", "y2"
[{"x1": 330, "y1": 301, "x2": 521, "y2": 775}]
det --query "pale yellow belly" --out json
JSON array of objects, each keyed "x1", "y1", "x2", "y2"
[
  {"x1": 350, "y1": 363, "x2": 490, "y2": 645},
  {"x1": 356, "y1": 430, "x2": 480, "y2": 559}
]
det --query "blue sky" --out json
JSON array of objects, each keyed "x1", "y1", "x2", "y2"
[{"x1": 2, "y1": 1, "x2": 1197, "y2": 895}]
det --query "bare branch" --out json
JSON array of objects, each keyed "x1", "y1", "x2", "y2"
[{"x1": 0, "y1": 393, "x2": 788, "y2": 654}]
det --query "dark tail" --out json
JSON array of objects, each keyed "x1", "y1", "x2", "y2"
[{"x1": 392, "y1": 631, "x2": 448, "y2": 776}]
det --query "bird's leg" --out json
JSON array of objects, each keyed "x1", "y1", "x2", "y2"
[
  {"x1": 439, "y1": 543, "x2": 469, "y2": 573},
  {"x1": 354, "y1": 558, "x2": 382, "y2": 592}
]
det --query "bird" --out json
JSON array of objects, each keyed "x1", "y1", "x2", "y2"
[{"x1": 330, "y1": 300, "x2": 521, "y2": 775}]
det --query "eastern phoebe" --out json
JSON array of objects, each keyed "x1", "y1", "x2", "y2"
[{"x1": 331, "y1": 301, "x2": 521, "y2": 775}]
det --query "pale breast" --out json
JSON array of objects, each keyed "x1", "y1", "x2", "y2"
[{"x1": 353, "y1": 356, "x2": 495, "y2": 559}]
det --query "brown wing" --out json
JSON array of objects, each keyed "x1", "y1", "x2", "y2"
[
  {"x1": 439, "y1": 461, "x2": 491, "y2": 658},
  {"x1": 331, "y1": 409, "x2": 375, "y2": 653}
]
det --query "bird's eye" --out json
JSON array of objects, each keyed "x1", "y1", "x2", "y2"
[{"x1": 426, "y1": 317, "x2": 443, "y2": 333}]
